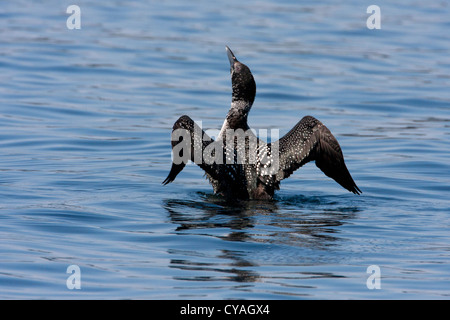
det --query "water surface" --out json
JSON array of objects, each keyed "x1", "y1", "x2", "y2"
[{"x1": 0, "y1": 0, "x2": 449, "y2": 299}]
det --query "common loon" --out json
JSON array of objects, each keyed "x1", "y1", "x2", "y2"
[{"x1": 163, "y1": 46, "x2": 361, "y2": 200}]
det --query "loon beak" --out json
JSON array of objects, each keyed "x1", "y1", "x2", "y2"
[{"x1": 226, "y1": 46, "x2": 238, "y2": 70}]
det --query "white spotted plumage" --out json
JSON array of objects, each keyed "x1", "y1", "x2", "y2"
[{"x1": 163, "y1": 47, "x2": 361, "y2": 199}]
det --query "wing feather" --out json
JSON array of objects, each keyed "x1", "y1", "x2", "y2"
[
  {"x1": 270, "y1": 116, "x2": 361, "y2": 194},
  {"x1": 162, "y1": 115, "x2": 245, "y2": 196}
]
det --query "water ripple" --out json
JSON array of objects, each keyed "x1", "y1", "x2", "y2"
[{"x1": 1, "y1": 0, "x2": 449, "y2": 299}]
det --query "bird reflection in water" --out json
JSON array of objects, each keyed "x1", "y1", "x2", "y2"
[{"x1": 163, "y1": 192, "x2": 360, "y2": 285}]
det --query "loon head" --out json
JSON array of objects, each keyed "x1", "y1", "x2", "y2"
[{"x1": 226, "y1": 46, "x2": 256, "y2": 107}]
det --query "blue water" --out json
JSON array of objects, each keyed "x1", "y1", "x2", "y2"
[{"x1": 1, "y1": 0, "x2": 449, "y2": 299}]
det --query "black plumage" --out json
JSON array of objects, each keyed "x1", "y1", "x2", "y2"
[{"x1": 163, "y1": 47, "x2": 361, "y2": 199}]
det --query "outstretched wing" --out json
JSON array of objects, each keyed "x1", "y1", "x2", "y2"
[
  {"x1": 163, "y1": 115, "x2": 217, "y2": 185},
  {"x1": 162, "y1": 115, "x2": 244, "y2": 195},
  {"x1": 271, "y1": 115, "x2": 361, "y2": 194}
]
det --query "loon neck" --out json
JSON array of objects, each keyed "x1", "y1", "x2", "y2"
[
  {"x1": 227, "y1": 100, "x2": 251, "y2": 129},
  {"x1": 217, "y1": 100, "x2": 251, "y2": 140}
]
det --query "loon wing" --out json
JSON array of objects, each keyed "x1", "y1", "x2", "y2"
[
  {"x1": 271, "y1": 115, "x2": 361, "y2": 194},
  {"x1": 162, "y1": 115, "x2": 243, "y2": 194},
  {"x1": 163, "y1": 115, "x2": 217, "y2": 185}
]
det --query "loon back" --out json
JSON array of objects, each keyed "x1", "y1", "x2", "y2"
[{"x1": 163, "y1": 46, "x2": 361, "y2": 200}]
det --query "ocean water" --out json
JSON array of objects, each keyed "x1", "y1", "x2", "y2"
[{"x1": 0, "y1": 0, "x2": 449, "y2": 299}]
